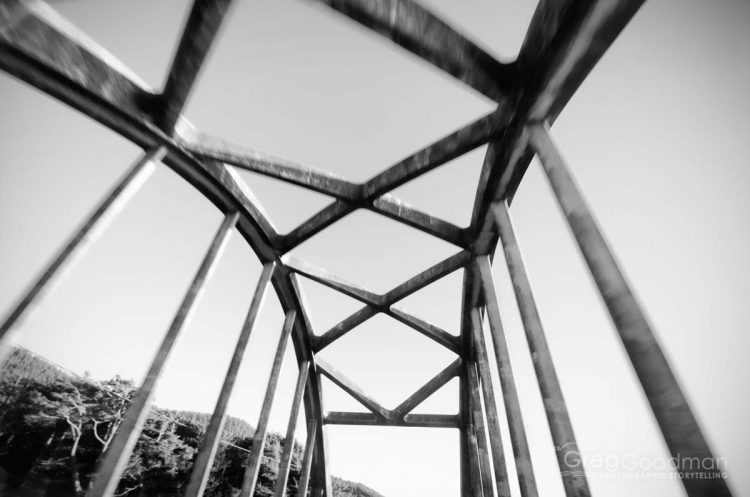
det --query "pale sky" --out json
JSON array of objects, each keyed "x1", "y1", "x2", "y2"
[{"x1": 1, "y1": 1, "x2": 749, "y2": 497}]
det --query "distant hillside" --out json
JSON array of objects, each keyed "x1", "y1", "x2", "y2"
[
  {"x1": 0, "y1": 347, "x2": 386, "y2": 497},
  {"x1": 168, "y1": 409, "x2": 256, "y2": 442},
  {"x1": 333, "y1": 477, "x2": 387, "y2": 497},
  {"x1": 0, "y1": 346, "x2": 70, "y2": 383}
]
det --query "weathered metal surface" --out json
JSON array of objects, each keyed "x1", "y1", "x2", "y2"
[
  {"x1": 183, "y1": 263, "x2": 275, "y2": 497},
  {"x1": 364, "y1": 108, "x2": 511, "y2": 198},
  {"x1": 87, "y1": 212, "x2": 239, "y2": 497},
  {"x1": 314, "y1": 306, "x2": 379, "y2": 351},
  {"x1": 470, "y1": 309, "x2": 517, "y2": 497},
  {"x1": 385, "y1": 251, "x2": 469, "y2": 302},
  {"x1": 284, "y1": 256, "x2": 381, "y2": 306},
  {"x1": 529, "y1": 124, "x2": 731, "y2": 497},
  {"x1": 475, "y1": 257, "x2": 540, "y2": 497},
  {"x1": 371, "y1": 194, "x2": 467, "y2": 245},
  {"x1": 467, "y1": 360, "x2": 496, "y2": 497},
  {"x1": 464, "y1": 362, "x2": 486, "y2": 497},
  {"x1": 0, "y1": 147, "x2": 164, "y2": 361},
  {"x1": 180, "y1": 130, "x2": 361, "y2": 200}
]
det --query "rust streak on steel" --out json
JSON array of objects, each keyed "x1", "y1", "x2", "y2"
[
  {"x1": 467, "y1": 359, "x2": 495, "y2": 497},
  {"x1": 470, "y1": 308, "x2": 517, "y2": 497},
  {"x1": 279, "y1": 112, "x2": 511, "y2": 252}
]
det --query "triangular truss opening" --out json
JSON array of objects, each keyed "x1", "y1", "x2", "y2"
[
  {"x1": 232, "y1": 168, "x2": 335, "y2": 234},
  {"x1": 315, "y1": 314, "x2": 458, "y2": 411},
  {"x1": 288, "y1": 210, "x2": 458, "y2": 294},
  {"x1": 183, "y1": 0, "x2": 495, "y2": 182},
  {"x1": 389, "y1": 145, "x2": 487, "y2": 228},
  {"x1": 320, "y1": 374, "x2": 373, "y2": 414},
  {"x1": 391, "y1": 268, "x2": 465, "y2": 337},
  {"x1": 295, "y1": 274, "x2": 365, "y2": 336}
]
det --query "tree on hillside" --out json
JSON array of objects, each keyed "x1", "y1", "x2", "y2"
[
  {"x1": 117, "y1": 415, "x2": 196, "y2": 496},
  {"x1": 1, "y1": 349, "x2": 388, "y2": 497}
]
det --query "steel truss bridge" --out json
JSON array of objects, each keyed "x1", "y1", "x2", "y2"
[{"x1": 0, "y1": 1, "x2": 731, "y2": 496}]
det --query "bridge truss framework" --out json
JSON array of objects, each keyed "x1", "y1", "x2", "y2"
[{"x1": 0, "y1": 1, "x2": 731, "y2": 496}]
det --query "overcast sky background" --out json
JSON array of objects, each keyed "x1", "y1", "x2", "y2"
[{"x1": 1, "y1": 0, "x2": 749, "y2": 496}]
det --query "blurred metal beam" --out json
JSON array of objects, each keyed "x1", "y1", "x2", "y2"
[
  {"x1": 0, "y1": 148, "x2": 164, "y2": 361},
  {"x1": 317, "y1": 358, "x2": 390, "y2": 420},
  {"x1": 528, "y1": 124, "x2": 731, "y2": 497},
  {"x1": 158, "y1": 0, "x2": 235, "y2": 133}
]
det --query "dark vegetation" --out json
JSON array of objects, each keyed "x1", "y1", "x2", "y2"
[{"x1": 0, "y1": 348, "x2": 384, "y2": 497}]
